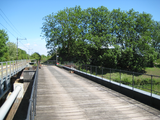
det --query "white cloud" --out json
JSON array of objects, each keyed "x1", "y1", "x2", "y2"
[
  {"x1": 34, "y1": 44, "x2": 37, "y2": 46},
  {"x1": 25, "y1": 43, "x2": 30, "y2": 47}
]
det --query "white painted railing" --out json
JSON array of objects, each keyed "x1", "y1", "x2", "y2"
[{"x1": 0, "y1": 60, "x2": 30, "y2": 99}]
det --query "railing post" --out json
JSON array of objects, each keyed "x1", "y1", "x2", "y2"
[
  {"x1": 6, "y1": 62, "x2": 8, "y2": 77},
  {"x1": 151, "y1": 75, "x2": 153, "y2": 97},
  {"x1": 13, "y1": 61, "x2": 14, "y2": 73},
  {"x1": 120, "y1": 69, "x2": 121, "y2": 85},
  {"x1": 96, "y1": 66, "x2": 97, "y2": 76},
  {"x1": 0, "y1": 62, "x2": 3, "y2": 94},
  {"x1": 91, "y1": 65, "x2": 92, "y2": 74},
  {"x1": 6, "y1": 62, "x2": 8, "y2": 89},
  {"x1": 102, "y1": 67, "x2": 103, "y2": 79},
  {"x1": 10, "y1": 61, "x2": 11, "y2": 77},
  {"x1": 86, "y1": 65, "x2": 87, "y2": 74},
  {"x1": 132, "y1": 72, "x2": 134, "y2": 90},
  {"x1": 16, "y1": 60, "x2": 17, "y2": 72},
  {"x1": 110, "y1": 68, "x2": 111, "y2": 82}
]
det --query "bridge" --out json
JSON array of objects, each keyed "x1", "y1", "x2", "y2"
[
  {"x1": 0, "y1": 62, "x2": 160, "y2": 119},
  {"x1": 35, "y1": 65, "x2": 160, "y2": 120},
  {"x1": 0, "y1": 60, "x2": 31, "y2": 99}
]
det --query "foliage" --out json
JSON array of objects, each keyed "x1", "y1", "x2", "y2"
[
  {"x1": 0, "y1": 29, "x2": 9, "y2": 61},
  {"x1": 152, "y1": 21, "x2": 160, "y2": 58},
  {"x1": 41, "y1": 6, "x2": 159, "y2": 72},
  {"x1": 7, "y1": 42, "x2": 17, "y2": 60},
  {"x1": 30, "y1": 52, "x2": 41, "y2": 60},
  {"x1": 18, "y1": 48, "x2": 29, "y2": 60}
]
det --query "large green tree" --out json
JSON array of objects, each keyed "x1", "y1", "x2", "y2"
[
  {"x1": 0, "y1": 29, "x2": 9, "y2": 61},
  {"x1": 41, "y1": 6, "x2": 158, "y2": 71}
]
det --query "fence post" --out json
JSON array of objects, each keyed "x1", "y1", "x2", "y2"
[
  {"x1": 91, "y1": 65, "x2": 92, "y2": 74},
  {"x1": 151, "y1": 75, "x2": 153, "y2": 97},
  {"x1": 120, "y1": 69, "x2": 121, "y2": 85},
  {"x1": 110, "y1": 68, "x2": 111, "y2": 82},
  {"x1": 102, "y1": 67, "x2": 103, "y2": 79},
  {"x1": 0, "y1": 63, "x2": 3, "y2": 94},
  {"x1": 86, "y1": 65, "x2": 87, "y2": 74},
  {"x1": 96, "y1": 66, "x2": 97, "y2": 76},
  {"x1": 132, "y1": 72, "x2": 134, "y2": 90}
]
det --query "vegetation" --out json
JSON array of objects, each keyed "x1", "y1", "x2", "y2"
[
  {"x1": 0, "y1": 29, "x2": 49, "y2": 62},
  {"x1": 30, "y1": 52, "x2": 41, "y2": 60},
  {"x1": 41, "y1": 6, "x2": 160, "y2": 72},
  {"x1": 0, "y1": 29, "x2": 9, "y2": 61}
]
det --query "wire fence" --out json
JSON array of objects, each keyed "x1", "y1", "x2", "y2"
[{"x1": 61, "y1": 62, "x2": 160, "y2": 96}]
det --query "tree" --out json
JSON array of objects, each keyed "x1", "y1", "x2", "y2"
[
  {"x1": 7, "y1": 42, "x2": 17, "y2": 60},
  {"x1": 41, "y1": 6, "x2": 158, "y2": 71},
  {"x1": 30, "y1": 52, "x2": 41, "y2": 60},
  {"x1": 18, "y1": 48, "x2": 29, "y2": 60},
  {"x1": 152, "y1": 21, "x2": 160, "y2": 58},
  {"x1": 0, "y1": 29, "x2": 9, "y2": 61}
]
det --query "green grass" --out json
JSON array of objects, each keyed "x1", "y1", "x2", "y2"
[{"x1": 145, "y1": 67, "x2": 160, "y2": 76}]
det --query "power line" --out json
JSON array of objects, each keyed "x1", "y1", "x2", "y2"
[
  {"x1": 0, "y1": 9, "x2": 24, "y2": 37},
  {"x1": 0, "y1": 14, "x2": 21, "y2": 37},
  {"x1": 0, "y1": 23, "x2": 16, "y2": 38},
  {"x1": 19, "y1": 41, "x2": 29, "y2": 49}
]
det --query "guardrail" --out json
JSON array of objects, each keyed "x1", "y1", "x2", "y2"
[
  {"x1": 0, "y1": 60, "x2": 30, "y2": 99},
  {"x1": 26, "y1": 65, "x2": 39, "y2": 120},
  {"x1": 61, "y1": 62, "x2": 160, "y2": 96},
  {"x1": 0, "y1": 86, "x2": 21, "y2": 120}
]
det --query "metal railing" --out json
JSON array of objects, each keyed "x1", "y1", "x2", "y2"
[
  {"x1": 0, "y1": 60, "x2": 30, "y2": 99},
  {"x1": 62, "y1": 62, "x2": 160, "y2": 97},
  {"x1": 26, "y1": 65, "x2": 39, "y2": 120}
]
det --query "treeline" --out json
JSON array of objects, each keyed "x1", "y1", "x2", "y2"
[
  {"x1": 42, "y1": 6, "x2": 160, "y2": 72},
  {"x1": 0, "y1": 29, "x2": 48, "y2": 62}
]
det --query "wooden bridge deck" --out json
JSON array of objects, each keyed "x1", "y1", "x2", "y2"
[{"x1": 36, "y1": 66, "x2": 160, "y2": 120}]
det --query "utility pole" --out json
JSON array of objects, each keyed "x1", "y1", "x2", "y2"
[{"x1": 17, "y1": 37, "x2": 27, "y2": 60}]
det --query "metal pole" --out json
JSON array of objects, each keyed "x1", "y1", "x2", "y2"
[
  {"x1": 10, "y1": 61, "x2": 11, "y2": 77},
  {"x1": 0, "y1": 86, "x2": 21, "y2": 120},
  {"x1": 110, "y1": 68, "x2": 111, "y2": 82},
  {"x1": 56, "y1": 51, "x2": 57, "y2": 64},
  {"x1": 0, "y1": 63, "x2": 3, "y2": 94},
  {"x1": 120, "y1": 69, "x2": 121, "y2": 85},
  {"x1": 102, "y1": 67, "x2": 103, "y2": 79},
  {"x1": 132, "y1": 72, "x2": 134, "y2": 90},
  {"x1": 86, "y1": 65, "x2": 87, "y2": 73},
  {"x1": 91, "y1": 65, "x2": 92, "y2": 74},
  {"x1": 96, "y1": 66, "x2": 97, "y2": 76},
  {"x1": 151, "y1": 75, "x2": 153, "y2": 97},
  {"x1": 6, "y1": 62, "x2": 8, "y2": 89}
]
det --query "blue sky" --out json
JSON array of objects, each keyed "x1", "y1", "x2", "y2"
[{"x1": 0, "y1": 0, "x2": 160, "y2": 56}]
